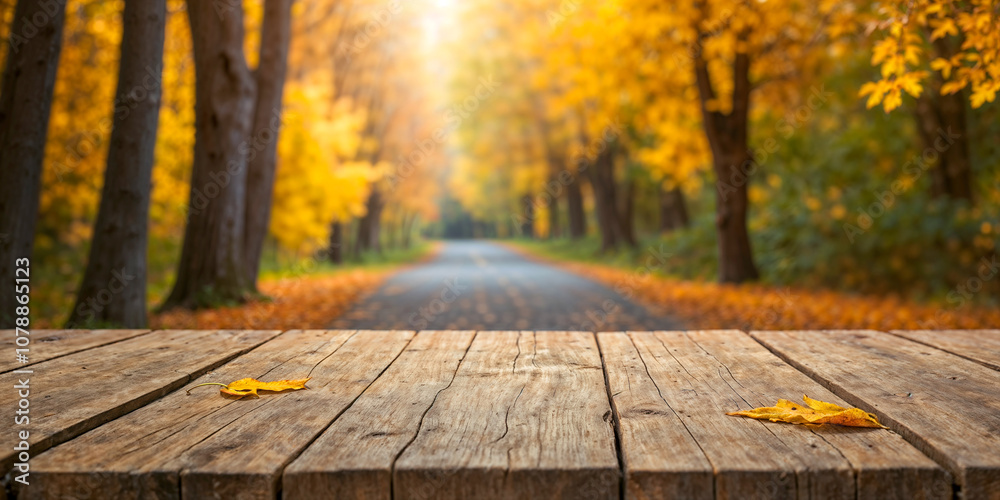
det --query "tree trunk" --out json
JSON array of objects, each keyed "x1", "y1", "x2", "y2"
[
  {"x1": 370, "y1": 206, "x2": 383, "y2": 254},
  {"x1": 402, "y1": 213, "x2": 415, "y2": 249},
  {"x1": 520, "y1": 194, "x2": 535, "y2": 237},
  {"x1": 243, "y1": 0, "x2": 293, "y2": 290},
  {"x1": 0, "y1": 0, "x2": 68, "y2": 327},
  {"x1": 163, "y1": 0, "x2": 256, "y2": 309},
  {"x1": 713, "y1": 154, "x2": 758, "y2": 282},
  {"x1": 386, "y1": 217, "x2": 398, "y2": 250},
  {"x1": 659, "y1": 185, "x2": 690, "y2": 232},
  {"x1": 547, "y1": 177, "x2": 560, "y2": 239},
  {"x1": 328, "y1": 220, "x2": 342, "y2": 264},
  {"x1": 566, "y1": 173, "x2": 586, "y2": 239},
  {"x1": 694, "y1": 48, "x2": 759, "y2": 283},
  {"x1": 354, "y1": 215, "x2": 369, "y2": 257},
  {"x1": 355, "y1": 187, "x2": 383, "y2": 256},
  {"x1": 616, "y1": 177, "x2": 638, "y2": 247},
  {"x1": 66, "y1": 0, "x2": 166, "y2": 328},
  {"x1": 911, "y1": 33, "x2": 974, "y2": 202},
  {"x1": 586, "y1": 146, "x2": 622, "y2": 253}
]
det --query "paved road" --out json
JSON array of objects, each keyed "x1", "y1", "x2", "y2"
[{"x1": 331, "y1": 241, "x2": 681, "y2": 331}]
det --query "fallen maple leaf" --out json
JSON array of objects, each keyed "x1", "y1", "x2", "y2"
[
  {"x1": 186, "y1": 377, "x2": 311, "y2": 398},
  {"x1": 726, "y1": 395, "x2": 887, "y2": 428}
]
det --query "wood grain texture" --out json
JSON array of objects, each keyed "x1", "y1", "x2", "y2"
[
  {"x1": 890, "y1": 329, "x2": 1000, "y2": 371},
  {"x1": 597, "y1": 332, "x2": 713, "y2": 500},
  {"x1": 606, "y1": 331, "x2": 948, "y2": 500},
  {"x1": 0, "y1": 329, "x2": 150, "y2": 373},
  {"x1": 283, "y1": 330, "x2": 476, "y2": 500},
  {"x1": 2, "y1": 329, "x2": 277, "y2": 476},
  {"x1": 393, "y1": 331, "x2": 620, "y2": 500},
  {"x1": 22, "y1": 330, "x2": 414, "y2": 500},
  {"x1": 753, "y1": 330, "x2": 1000, "y2": 500}
]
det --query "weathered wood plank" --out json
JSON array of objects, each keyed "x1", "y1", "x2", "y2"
[
  {"x1": 604, "y1": 331, "x2": 949, "y2": 500},
  {"x1": 753, "y1": 330, "x2": 1000, "y2": 499},
  {"x1": 1, "y1": 329, "x2": 278, "y2": 477},
  {"x1": 393, "y1": 331, "x2": 620, "y2": 500},
  {"x1": 0, "y1": 329, "x2": 150, "y2": 373},
  {"x1": 891, "y1": 329, "x2": 1000, "y2": 371},
  {"x1": 283, "y1": 330, "x2": 476, "y2": 500},
  {"x1": 24, "y1": 330, "x2": 414, "y2": 500},
  {"x1": 597, "y1": 332, "x2": 713, "y2": 500}
]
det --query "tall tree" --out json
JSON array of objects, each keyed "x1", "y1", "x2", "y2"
[
  {"x1": 0, "y1": 0, "x2": 68, "y2": 326},
  {"x1": 328, "y1": 220, "x2": 343, "y2": 264},
  {"x1": 244, "y1": 0, "x2": 294, "y2": 290},
  {"x1": 163, "y1": 0, "x2": 256, "y2": 309},
  {"x1": 355, "y1": 186, "x2": 384, "y2": 255},
  {"x1": 66, "y1": 0, "x2": 167, "y2": 327},
  {"x1": 659, "y1": 185, "x2": 691, "y2": 232},
  {"x1": 586, "y1": 141, "x2": 637, "y2": 253},
  {"x1": 519, "y1": 193, "x2": 535, "y2": 237},
  {"x1": 693, "y1": 46, "x2": 759, "y2": 282},
  {"x1": 566, "y1": 173, "x2": 586, "y2": 239}
]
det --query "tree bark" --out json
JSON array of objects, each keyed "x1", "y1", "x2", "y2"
[
  {"x1": 328, "y1": 220, "x2": 342, "y2": 264},
  {"x1": 659, "y1": 185, "x2": 690, "y2": 232},
  {"x1": 163, "y1": 0, "x2": 257, "y2": 309},
  {"x1": 694, "y1": 47, "x2": 759, "y2": 283},
  {"x1": 566, "y1": 173, "x2": 586, "y2": 239},
  {"x1": 0, "y1": 0, "x2": 68, "y2": 326},
  {"x1": 66, "y1": 0, "x2": 166, "y2": 328},
  {"x1": 243, "y1": 0, "x2": 293, "y2": 290}
]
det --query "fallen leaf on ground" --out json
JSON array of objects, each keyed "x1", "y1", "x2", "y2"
[
  {"x1": 726, "y1": 395, "x2": 887, "y2": 428},
  {"x1": 186, "y1": 377, "x2": 311, "y2": 398}
]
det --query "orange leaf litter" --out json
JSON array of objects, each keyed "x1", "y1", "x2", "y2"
[
  {"x1": 151, "y1": 269, "x2": 393, "y2": 330},
  {"x1": 555, "y1": 260, "x2": 1000, "y2": 330}
]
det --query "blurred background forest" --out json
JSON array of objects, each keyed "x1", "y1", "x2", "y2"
[{"x1": 0, "y1": 0, "x2": 997, "y2": 329}]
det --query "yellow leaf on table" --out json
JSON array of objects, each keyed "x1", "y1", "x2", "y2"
[
  {"x1": 726, "y1": 395, "x2": 887, "y2": 428},
  {"x1": 186, "y1": 377, "x2": 311, "y2": 398}
]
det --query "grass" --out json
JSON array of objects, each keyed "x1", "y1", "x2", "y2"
[{"x1": 509, "y1": 234, "x2": 717, "y2": 280}]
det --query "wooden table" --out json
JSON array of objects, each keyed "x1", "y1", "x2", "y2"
[{"x1": 2, "y1": 329, "x2": 998, "y2": 500}]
